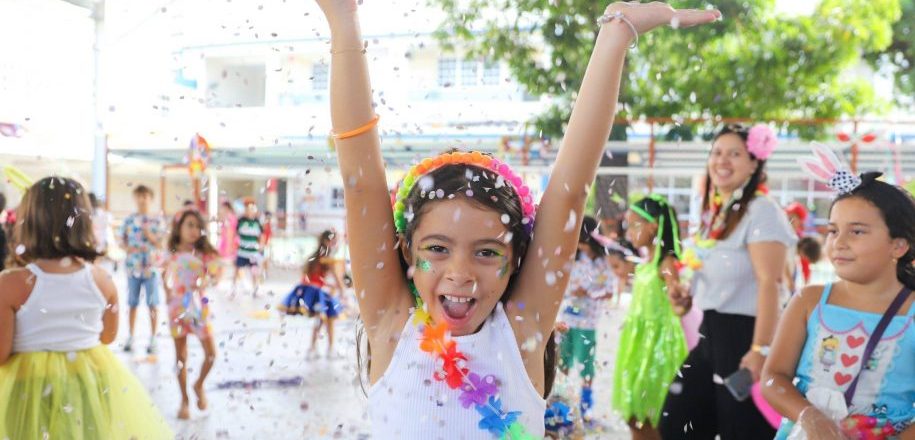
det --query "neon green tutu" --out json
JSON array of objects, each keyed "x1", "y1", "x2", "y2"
[
  {"x1": 0, "y1": 345, "x2": 173, "y2": 439},
  {"x1": 611, "y1": 262, "x2": 688, "y2": 426}
]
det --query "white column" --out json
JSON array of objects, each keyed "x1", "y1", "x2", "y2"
[{"x1": 207, "y1": 171, "x2": 219, "y2": 239}]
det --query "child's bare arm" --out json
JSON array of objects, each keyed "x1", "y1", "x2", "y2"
[
  {"x1": 659, "y1": 255, "x2": 681, "y2": 293},
  {"x1": 0, "y1": 269, "x2": 34, "y2": 364},
  {"x1": 92, "y1": 266, "x2": 119, "y2": 345},
  {"x1": 160, "y1": 261, "x2": 174, "y2": 299},
  {"x1": 761, "y1": 285, "x2": 821, "y2": 422},
  {"x1": 510, "y1": 2, "x2": 720, "y2": 345},
  {"x1": 316, "y1": 0, "x2": 409, "y2": 331},
  {"x1": 0, "y1": 276, "x2": 15, "y2": 364},
  {"x1": 330, "y1": 263, "x2": 346, "y2": 296}
]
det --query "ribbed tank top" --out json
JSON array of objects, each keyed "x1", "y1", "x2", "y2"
[
  {"x1": 12, "y1": 263, "x2": 107, "y2": 353},
  {"x1": 367, "y1": 302, "x2": 546, "y2": 438}
]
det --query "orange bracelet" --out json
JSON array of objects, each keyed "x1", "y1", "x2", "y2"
[{"x1": 332, "y1": 115, "x2": 380, "y2": 140}]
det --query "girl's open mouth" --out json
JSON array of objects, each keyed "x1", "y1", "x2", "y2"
[{"x1": 439, "y1": 294, "x2": 477, "y2": 327}]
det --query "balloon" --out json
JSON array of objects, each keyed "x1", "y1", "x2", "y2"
[
  {"x1": 751, "y1": 382, "x2": 781, "y2": 429},
  {"x1": 680, "y1": 306, "x2": 703, "y2": 351}
]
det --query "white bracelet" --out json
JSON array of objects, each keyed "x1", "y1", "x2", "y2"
[{"x1": 597, "y1": 10, "x2": 639, "y2": 49}]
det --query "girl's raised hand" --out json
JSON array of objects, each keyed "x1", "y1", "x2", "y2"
[
  {"x1": 603, "y1": 1, "x2": 721, "y2": 35},
  {"x1": 314, "y1": 0, "x2": 359, "y2": 27}
]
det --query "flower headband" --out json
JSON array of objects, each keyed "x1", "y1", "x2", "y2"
[
  {"x1": 393, "y1": 151, "x2": 536, "y2": 234},
  {"x1": 797, "y1": 143, "x2": 862, "y2": 194},
  {"x1": 746, "y1": 124, "x2": 777, "y2": 160}
]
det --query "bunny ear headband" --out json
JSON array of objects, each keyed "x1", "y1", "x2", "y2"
[
  {"x1": 589, "y1": 230, "x2": 636, "y2": 257},
  {"x1": 797, "y1": 143, "x2": 863, "y2": 195}
]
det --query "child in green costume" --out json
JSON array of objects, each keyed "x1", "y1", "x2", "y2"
[{"x1": 612, "y1": 195, "x2": 688, "y2": 439}]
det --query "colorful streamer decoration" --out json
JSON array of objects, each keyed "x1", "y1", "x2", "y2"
[
  {"x1": 3, "y1": 165, "x2": 33, "y2": 190},
  {"x1": 187, "y1": 133, "x2": 211, "y2": 178}
]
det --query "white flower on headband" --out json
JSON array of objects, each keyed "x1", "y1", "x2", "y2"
[{"x1": 797, "y1": 142, "x2": 862, "y2": 194}]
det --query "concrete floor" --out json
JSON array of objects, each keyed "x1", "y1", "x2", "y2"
[{"x1": 109, "y1": 264, "x2": 631, "y2": 439}]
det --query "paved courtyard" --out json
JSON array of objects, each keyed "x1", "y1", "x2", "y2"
[{"x1": 110, "y1": 264, "x2": 631, "y2": 439}]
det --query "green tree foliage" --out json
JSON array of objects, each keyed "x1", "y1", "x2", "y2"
[
  {"x1": 431, "y1": 0, "x2": 901, "y2": 139},
  {"x1": 866, "y1": 0, "x2": 914, "y2": 105}
]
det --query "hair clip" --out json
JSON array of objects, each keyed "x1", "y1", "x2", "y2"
[{"x1": 797, "y1": 143, "x2": 862, "y2": 194}]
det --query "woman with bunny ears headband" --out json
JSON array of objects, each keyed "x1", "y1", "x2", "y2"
[
  {"x1": 762, "y1": 143, "x2": 915, "y2": 440},
  {"x1": 660, "y1": 123, "x2": 798, "y2": 440}
]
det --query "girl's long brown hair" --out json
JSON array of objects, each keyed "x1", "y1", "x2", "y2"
[
  {"x1": 304, "y1": 230, "x2": 336, "y2": 279},
  {"x1": 167, "y1": 209, "x2": 217, "y2": 256},
  {"x1": 15, "y1": 176, "x2": 102, "y2": 264}
]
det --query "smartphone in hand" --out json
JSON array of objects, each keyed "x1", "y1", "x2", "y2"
[{"x1": 724, "y1": 368, "x2": 754, "y2": 402}]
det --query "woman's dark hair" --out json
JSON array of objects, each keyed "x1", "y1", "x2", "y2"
[
  {"x1": 167, "y1": 209, "x2": 217, "y2": 256},
  {"x1": 631, "y1": 196, "x2": 681, "y2": 266},
  {"x1": 357, "y1": 154, "x2": 557, "y2": 398},
  {"x1": 15, "y1": 176, "x2": 102, "y2": 263},
  {"x1": 88, "y1": 192, "x2": 101, "y2": 210},
  {"x1": 304, "y1": 230, "x2": 336, "y2": 279},
  {"x1": 701, "y1": 124, "x2": 768, "y2": 240},
  {"x1": 578, "y1": 215, "x2": 607, "y2": 259},
  {"x1": 830, "y1": 172, "x2": 915, "y2": 290}
]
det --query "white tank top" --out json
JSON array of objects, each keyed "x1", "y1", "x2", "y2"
[
  {"x1": 12, "y1": 263, "x2": 107, "y2": 353},
  {"x1": 368, "y1": 302, "x2": 546, "y2": 438}
]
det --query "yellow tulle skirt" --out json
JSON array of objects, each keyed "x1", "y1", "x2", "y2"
[{"x1": 0, "y1": 345, "x2": 173, "y2": 440}]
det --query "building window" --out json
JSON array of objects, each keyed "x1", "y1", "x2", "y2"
[
  {"x1": 312, "y1": 63, "x2": 329, "y2": 91},
  {"x1": 437, "y1": 58, "x2": 457, "y2": 87},
  {"x1": 482, "y1": 61, "x2": 500, "y2": 85},
  {"x1": 205, "y1": 57, "x2": 267, "y2": 108},
  {"x1": 461, "y1": 60, "x2": 479, "y2": 86},
  {"x1": 331, "y1": 187, "x2": 345, "y2": 209}
]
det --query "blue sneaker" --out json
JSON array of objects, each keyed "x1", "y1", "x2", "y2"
[{"x1": 580, "y1": 386, "x2": 593, "y2": 420}]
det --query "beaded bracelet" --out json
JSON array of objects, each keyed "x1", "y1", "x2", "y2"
[{"x1": 597, "y1": 10, "x2": 639, "y2": 48}]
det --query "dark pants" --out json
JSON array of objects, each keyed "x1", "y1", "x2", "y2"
[{"x1": 659, "y1": 310, "x2": 776, "y2": 440}]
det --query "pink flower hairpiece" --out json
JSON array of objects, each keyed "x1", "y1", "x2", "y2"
[
  {"x1": 797, "y1": 142, "x2": 862, "y2": 194},
  {"x1": 746, "y1": 124, "x2": 777, "y2": 160}
]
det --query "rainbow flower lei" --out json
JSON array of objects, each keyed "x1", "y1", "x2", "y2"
[
  {"x1": 394, "y1": 151, "x2": 538, "y2": 438},
  {"x1": 410, "y1": 284, "x2": 535, "y2": 439}
]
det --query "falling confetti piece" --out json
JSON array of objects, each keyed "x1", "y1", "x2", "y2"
[{"x1": 545, "y1": 272, "x2": 557, "y2": 286}]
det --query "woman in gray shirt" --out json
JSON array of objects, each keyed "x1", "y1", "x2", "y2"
[{"x1": 659, "y1": 124, "x2": 796, "y2": 439}]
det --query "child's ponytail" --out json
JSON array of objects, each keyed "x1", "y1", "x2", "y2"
[{"x1": 897, "y1": 247, "x2": 915, "y2": 291}]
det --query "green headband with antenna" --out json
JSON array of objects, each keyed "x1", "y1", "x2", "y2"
[{"x1": 629, "y1": 194, "x2": 682, "y2": 263}]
